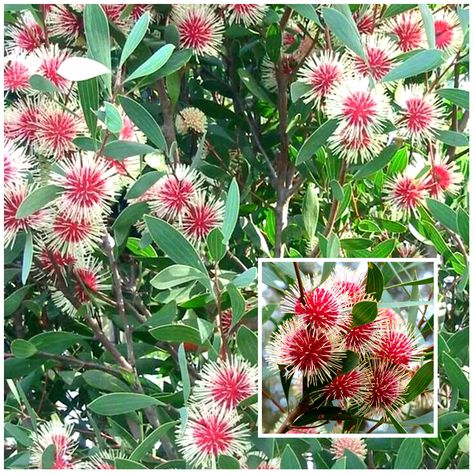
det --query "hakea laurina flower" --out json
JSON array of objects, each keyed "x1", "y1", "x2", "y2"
[
  {"x1": 321, "y1": 369, "x2": 367, "y2": 408},
  {"x1": 344, "y1": 320, "x2": 380, "y2": 355},
  {"x1": 33, "y1": 45, "x2": 72, "y2": 94},
  {"x1": 330, "y1": 438, "x2": 367, "y2": 460},
  {"x1": 359, "y1": 362, "x2": 408, "y2": 418},
  {"x1": 171, "y1": 4, "x2": 224, "y2": 57},
  {"x1": 384, "y1": 11, "x2": 425, "y2": 52},
  {"x1": 423, "y1": 152, "x2": 463, "y2": 199},
  {"x1": 176, "y1": 405, "x2": 250, "y2": 469},
  {"x1": 181, "y1": 192, "x2": 224, "y2": 242},
  {"x1": 354, "y1": 8, "x2": 376, "y2": 35},
  {"x1": 298, "y1": 51, "x2": 351, "y2": 106},
  {"x1": 35, "y1": 103, "x2": 83, "y2": 159},
  {"x1": 328, "y1": 267, "x2": 367, "y2": 306},
  {"x1": 30, "y1": 419, "x2": 77, "y2": 469},
  {"x1": 377, "y1": 307, "x2": 405, "y2": 330},
  {"x1": 329, "y1": 128, "x2": 385, "y2": 164},
  {"x1": 4, "y1": 140, "x2": 33, "y2": 189},
  {"x1": 192, "y1": 357, "x2": 258, "y2": 410},
  {"x1": 175, "y1": 107, "x2": 207, "y2": 135},
  {"x1": 80, "y1": 454, "x2": 116, "y2": 470},
  {"x1": 325, "y1": 77, "x2": 391, "y2": 140},
  {"x1": 374, "y1": 327, "x2": 421, "y2": 366},
  {"x1": 395, "y1": 84, "x2": 444, "y2": 143},
  {"x1": 4, "y1": 98, "x2": 43, "y2": 145},
  {"x1": 36, "y1": 246, "x2": 77, "y2": 280},
  {"x1": 4, "y1": 54, "x2": 38, "y2": 94},
  {"x1": 46, "y1": 5, "x2": 83, "y2": 41},
  {"x1": 5, "y1": 11, "x2": 45, "y2": 54},
  {"x1": 51, "y1": 154, "x2": 118, "y2": 220},
  {"x1": 226, "y1": 4, "x2": 268, "y2": 27},
  {"x1": 352, "y1": 35, "x2": 399, "y2": 81},
  {"x1": 267, "y1": 318, "x2": 343, "y2": 383},
  {"x1": 383, "y1": 166, "x2": 428, "y2": 217},
  {"x1": 433, "y1": 10, "x2": 464, "y2": 54}
]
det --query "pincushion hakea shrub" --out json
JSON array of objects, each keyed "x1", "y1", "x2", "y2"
[
  {"x1": 3, "y1": 3, "x2": 469, "y2": 470},
  {"x1": 262, "y1": 262, "x2": 434, "y2": 435}
]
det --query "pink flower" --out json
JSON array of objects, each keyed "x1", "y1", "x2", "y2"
[
  {"x1": 354, "y1": 8, "x2": 376, "y2": 34},
  {"x1": 37, "y1": 246, "x2": 77, "y2": 279},
  {"x1": 377, "y1": 308, "x2": 405, "y2": 330},
  {"x1": 261, "y1": 55, "x2": 299, "y2": 91},
  {"x1": 330, "y1": 437, "x2": 367, "y2": 459},
  {"x1": 344, "y1": 321, "x2": 379, "y2": 355},
  {"x1": 322, "y1": 369, "x2": 366, "y2": 405},
  {"x1": 434, "y1": 10, "x2": 464, "y2": 54},
  {"x1": 424, "y1": 152, "x2": 463, "y2": 199},
  {"x1": 227, "y1": 4, "x2": 268, "y2": 27},
  {"x1": 193, "y1": 357, "x2": 257, "y2": 410},
  {"x1": 374, "y1": 328, "x2": 420, "y2": 366},
  {"x1": 34, "y1": 45, "x2": 72, "y2": 94},
  {"x1": 171, "y1": 5, "x2": 224, "y2": 57},
  {"x1": 329, "y1": 128, "x2": 385, "y2": 163},
  {"x1": 46, "y1": 5, "x2": 83, "y2": 41},
  {"x1": 4, "y1": 98, "x2": 43, "y2": 145},
  {"x1": 176, "y1": 406, "x2": 250, "y2": 469},
  {"x1": 4, "y1": 140, "x2": 33, "y2": 190},
  {"x1": 328, "y1": 267, "x2": 367, "y2": 306},
  {"x1": 4, "y1": 54, "x2": 37, "y2": 93},
  {"x1": 5, "y1": 12, "x2": 45, "y2": 54},
  {"x1": 385, "y1": 11, "x2": 425, "y2": 52}
]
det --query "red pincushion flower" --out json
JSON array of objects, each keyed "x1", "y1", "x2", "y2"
[
  {"x1": 385, "y1": 11, "x2": 425, "y2": 52},
  {"x1": 227, "y1": 4, "x2": 268, "y2": 27},
  {"x1": 4, "y1": 98, "x2": 42, "y2": 144},
  {"x1": 344, "y1": 321, "x2": 379, "y2": 355},
  {"x1": 374, "y1": 329, "x2": 419, "y2": 366},
  {"x1": 353, "y1": 35, "x2": 398, "y2": 81},
  {"x1": 322, "y1": 369, "x2": 366, "y2": 403},
  {"x1": 46, "y1": 5, "x2": 83, "y2": 40},
  {"x1": 330, "y1": 438, "x2": 367, "y2": 459},
  {"x1": 424, "y1": 152, "x2": 463, "y2": 199},
  {"x1": 354, "y1": 9, "x2": 376, "y2": 34},
  {"x1": 4, "y1": 54, "x2": 36, "y2": 93},
  {"x1": 434, "y1": 10, "x2": 464, "y2": 54},
  {"x1": 5, "y1": 12, "x2": 45, "y2": 54},
  {"x1": 4, "y1": 141, "x2": 32, "y2": 189},
  {"x1": 330, "y1": 127, "x2": 385, "y2": 164},
  {"x1": 34, "y1": 45, "x2": 72, "y2": 94},
  {"x1": 37, "y1": 246, "x2": 77, "y2": 279}
]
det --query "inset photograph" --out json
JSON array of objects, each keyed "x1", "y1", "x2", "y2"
[{"x1": 259, "y1": 259, "x2": 436, "y2": 437}]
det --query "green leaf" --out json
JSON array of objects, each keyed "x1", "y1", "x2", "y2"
[
  {"x1": 443, "y1": 352, "x2": 468, "y2": 398},
  {"x1": 150, "y1": 324, "x2": 202, "y2": 346},
  {"x1": 370, "y1": 239, "x2": 396, "y2": 258},
  {"x1": 218, "y1": 455, "x2": 241, "y2": 469},
  {"x1": 382, "y1": 49, "x2": 444, "y2": 82},
  {"x1": 332, "y1": 457, "x2": 347, "y2": 469},
  {"x1": 238, "y1": 68, "x2": 273, "y2": 104},
  {"x1": 352, "y1": 301, "x2": 378, "y2": 327},
  {"x1": 438, "y1": 411, "x2": 468, "y2": 430},
  {"x1": 103, "y1": 140, "x2": 156, "y2": 159},
  {"x1": 155, "y1": 49, "x2": 193, "y2": 79},
  {"x1": 4, "y1": 285, "x2": 34, "y2": 317},
  {"x1": 119, "y1": 96, "x2": 168, "y2": 151},
  {"x1": 88, "y1": 393, "x2": 164, "y2": 416},
  {"x1": 419, "y1": 4, "x2": 435, "y2": 49},
  {"x1": 112, "y1": 202, "x2": 150, "y2": 246},
  {"x1": 178, "y1": 344, "x2": 190, "y2": 402},
  {"x1": 292, "y1": 4, "x2": 319, "y2": 22},
  {"x1": 207, "y1": 228, "x2": 226, "y2": 262},
  {"x1": 387, "y1": 411, "x2": 407, "y2": 434},
  {"x1": 302, "y1": 183, "x2": 319, "y2": 239},
  {"x1": 426, "y1": 198, "x2": 458, "y2": 233},
  {"x1": 125, "y1": 171, "x2": 165, "y2": 200},
  {"x1": 104, "y1": 102, "x2": 123, "y2": 134},
  {"x1": 16, "y1": 185, "x2": 62, "y2": 218},
  {"x1": 295, "y1": 119, "x2": 338, "y2": 165},
  {"x1": 365, "y1": 262, "x2": 384, "y2": 300},
  {"x1": 329, "y1": 179, "x2": 344, "y2": 201},
  {"x1": 83, "y1": 370, "x2": 130, "y2": 392},
  {"x1": 233, "y1": 267, "x2": 257, "y2": 288},
  {"x1": 4, "y1": 423, "x2": 32, "y2": 447},
  {"x1": 383, "y1": 4, "x2": 417, "y2": 18},
  {"x1": 228, "y1": 284, "x2": 245, "y2": 327},
  {"x1": 78, "y1": 78, "x2": 99, "y2": 137},
  {"x1": 340, "y1": 238, "x2": 372, "y2": 250},
  {"x1": 145, "y1": 215, "x2": 207, "y2": 274},
  {"x1": 126, "y1": 44, "x2": 175, "y2": 82},
  {"x1": 41, "y1": 445, "x2": 56, "y2": 469},
  {"x1": 115, "y1": 459, "x2": 147, "y2": 469},
  {"x1": 236, "y1": 326, "x2": 257, "y2": 365},
  {"x1": 457, "y1": 208, "x2": 469, "y2": 242},
  {"x1": 322, "y1": 7, "x2": 365, "y2": 58},
  {"x1": 150, "y1": 265, "x2": 207, "y2": 290},
  {"x1": 422, "y1": 220, "x2": 452, "y2": 257},
  {"x1": 435, "y1": 129, "x2": 469, "y2": 147},
  {"x1": 266, "y1": 23, "x2": 281, "y2": 62},
  {"x1": 341, "y1": 351, "x2": 359, "y2": 374},
  {"x1": 437, "y1": 88, "x2": 469, "y2": 110},
  {"x1": 385, "y1": 277, "x2": 434, "y2": 289},
  {"x1": 222, "y1": 178, "x2": 240, "y2": 243},
  {"x1": 355, "y1": 144, "x2": 399, "y2": 178},
  {"x1": 404, "y1": 361, "x2": 434, "y2": 403},
  {"x1": 21, "y1": 231, "x2": 33, "y2": 284},
  {"x1": 345, "y1": 450, "x2": 367, "y2": 469},
  {"x1": 281, "y1": 445, "x2": 301, "y2": 469},
  {"x1": 394, "y1": 438, "x2": 423, "y2": 469},
  {"x1": 129, "y1": 421, "x2": 177, "y2": 461},
  {"x1": 290, "y1": 81, "x2": 312, "y2": 102},
  {"x1": 29, "y1": 75, "x2": 59, "y2": 93},
  {"x1": 119, "y1": 12, "x2": 150, "y2": 67},
  {"x1": 436, "y1": 428, "x2": 469, "y2": 468},
  {"x1": 376, "y1": 218, "x2": 407, "y2": 233},
  {"x1": 30, "y1": 331, "x2": 87, "y2": 354},
  {"x1": 84, "y1": 4, "x2": 111, "y2": 93},
  {"x1": 11, "y1": 339, "x2": 37, "y2": 359}
]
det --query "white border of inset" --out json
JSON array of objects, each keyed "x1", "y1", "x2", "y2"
[{"x1": 257, "y1": 257, "x2": 439, "y2": 439}]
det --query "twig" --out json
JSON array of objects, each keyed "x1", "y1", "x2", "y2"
[
  {"x1": 293, "y1": 262, "x2": 306, "y2": 304},
  {"x1": 262, "y1": 388, "x2": 286, "y2": 414}
]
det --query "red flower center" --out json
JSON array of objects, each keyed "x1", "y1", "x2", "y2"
[
  {"x1": 16, "y1": 24, "x2": 45, "y2": 52},
  {"x1": 434, "y1": 19, "x2": 455, "y2": 49},
  {"x1": 342, "y1": 91, "x2": 378, "y2": 129},
  {"x1": 310, "y1": 63, "x2": 341, "y2": 96},
  {"x1": 393, "y1": 176, "x2": 424, "y2": 210},
  {"x1": 192, "y1": 415, "x2": 233, "y2": 455},
  {"x1": 295, "y1": 287, "x2": 343, "y2": 329},
  {"x1": 375, "y1": 331, "x2": 415, "y2": 365},
  {"x1": 181, "y1": 14, "x2": 213, "y2": 49},
  {"x1": 158, "y1": 177, "x2": 194, "y2": 214},
  {"x1": 64, "y1": 166, "x2": 107, "y2": 209},
  {"x1": 74, "y1": 268, "x2": 99, "y2": 304},
  {"x1": 5, "y1": 62, "x2": 30, "y2": 91},
  {"x1": 405, "y1": 97, "x2": 434, "y2": 134},
  {"x1": 210, "y1": 367, "x2": 252, "y2": 410},
  {"x1": 355, "y1": 47, "x2": 392, "y2": 80},
  {"x1": 53, "y1": 214, "x2": 92, "y2": 243}
]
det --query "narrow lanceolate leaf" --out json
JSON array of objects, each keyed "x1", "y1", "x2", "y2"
[
  {"x1": 4, "y1": 285, "x2": 34, "y2": 317},
  {"x1": 236, "y1": 326, "x2": 257, "y2": 365},
  {"x1": 322, "y1": 7, "x2": 365, "y2": 59},
  {"x1": 78, "y1": 78, "x2": 99, "y2": 137},
  {"x1": 425, "y1": 198, "x2": 458, "y2": 234},
  {"x1": 222, "y1": 178, "x2": 240, "y2": 243},
  {"x1": 238, "y1": 68, "x2": 273, "y2": 104},
  {"x1": 280, "y1": 445, "x2": 301, "y2": 469},
  {"x1": 404, "y1": 361, "x2": 434, "y2": 402},
  {"x1": 365, "y1": 262, "x2": 384, "y2": 301},
  {"x1": 457, "y1": 208, "x2": 469, "y2": 243},
  {"x1": 437, "y1": 88, "x2": 469, "y2": 110},
  {"x1": 443, "y1": 352, "x2": 469, "y2": 398},
  {"x1": 291, "y1": 4, "x2": 319, "y2": 23},
  {"x1": 178, "y1": 344, "x2": 190, "y2": 402},
  {"x1": 296, "y1": 119, "x2": 338, "y2": 165},
  {"x1": 150, "y1": 265, "x2": 207, "y2": 289},
  {"x1": 207, "y1": 228, "x2": 226, "y2": 262},
  {"x1": 82, "y1": 370, "x2": 130, "y2": 392},
  {"x1": 228, "y1": 284, "x2": 245, "y2": 326},
  {"x1": 351, "y1": 300, "x2": 378, "y2": 327},
  {"x1": 266, "y1": 23, "x2": 281, "y2": 62},
  {"x1": 103, "y1": 140, "x2": 156, "y2": 159},
  {"x1": 119, "y1": 12, "x2": 150, "y2": 67},
  {"x1": 125, "y1": 171, "x2": 165, "y2": 200},
  {"x1": 88, "y1": 393, "x2": 164, "y2": 416},
  {"x1": 382, "y1": 49, "x2": 444, "y2": 82},
  {"x1": 419, "y1": 4, "x2": 435, "y2": 49},
  {"x1": 21, "y1": 231, "x2": 33, "y2": 284},
  {"x1": 119, "y1": 96, "x2": 168, "y2": 151},
  {"x1": 150, "y1": 324, "x2": 202, "y2": 345},
  {"x1": 129, "y1": 421, "x2": 177, "y2": 461},
  {"x1": 145, "y1": 215, "x2": 207, "y2": 274},
  {"x1": 355, "y1": 143, "x2": 399, "y2": 178},
  {"x1": 394, "y1": 438, "x2": 423, "y2": 469},
  {"x1": 29, "y1": 75, "x2": 59, "y2": 94},
  {"x1": 126, "y1": 44, "x2": 175, "y2": 82},
  {"x1": 112, "y1": 202, "x2": 150, "y2": 246},
  {"x1": 434, "y1": 129, "x2": 469, "y2": 147},
  {"x1": 303, "y1": 183, "x2": 319, "y2": 239},
  {"x1": 16, "y1": 185, "x2": 62, "y2": 218},
  {"x1": 57, "y1": 57, "x2": 111, "y2": 81}
]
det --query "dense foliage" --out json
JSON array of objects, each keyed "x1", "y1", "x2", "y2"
[{"x1": 3, "y1": 3, "x2": 469, "y2": 470}]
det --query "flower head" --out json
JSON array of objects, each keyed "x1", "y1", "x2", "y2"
[
  {"x1": 33, "y1": 45, "x2": 72, "y2": 94},
  {"x1": 4, "y1": 98, "x2": 43, "y2": 145},
  {"x1": 344, "y1": 321, "x2": 380, "y2": 355},
  {"x1": 36, "y1": 246, "x2": 77, "y2": 279},
  {"x1": 385, "y1": 11, "x2": 425, "y2": 52},
  {"x1": 330, "y1": 438, "x2": 367, "y2": 459},
  {"x1": 5, "y1": 12, "x2": 45, "y2": 54},
  {"x1": 374, "y1": 328, "x2": 420, "y2": 366},
  {"x1": 434, "y1": 10, "x2": 464, "y2": 54},
  {"x1": 262, "y1": 55, "x2": 298, "y2": 91},
  {"x1": 329, "y1": 127, "x2": 385, "y2": 163},
  {"x1": 4, "y1": 54, "x2": 38, "y2": 93},
  {"x1": 328, "y1": 267, "x2": 367, "y2": 306},
  {"x1": 377, "y1": 308, "x2": 405, "y2": 330},
  {"x1": 193, "y1": 357, "x2": 257, "y2": 410},
  {"x1": 4, "y1": 140, "x2": 33, "y2": 190},
  {"x1": 226, "y1": 4, "x2": 268, "y2": 27},
  {"x1": 51, "y1": 154, "x2": 118, "y2": 219},
  {"x1": 322, "y1": 369, "x2": 367, "y2": 406},
  {"x1": 176, "y1": 405, "x2": 250, "y2": 469},
  {"x1": 424, "y1": 152, "x2": 463, "y2": 198},
  {"x1": 171, "y1": 5, "x2": 224, "y2": 56},
  {"x1": 46, "y1": 5, "x2": 83, "y2": 41},
  {"x1": 395, "y1": 84, "x2": 444, "y2": 143},
  {"x1": 175, "y1": 107, "x2": 207, "y2": 135},
  {"x1": 298, "y1": 51, "x2": 351, "y2": 106}
]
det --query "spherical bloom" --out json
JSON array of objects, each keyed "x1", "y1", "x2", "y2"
[
  {"x1": 36, "y1": 103, "x2": 83, "y2": 159},
  {"x1": 322, "y1": 370, "x2": 366, "y2": 406},
  {"x1": 329, "y1": 127, "x2": 385, "y2": 163},
  {"x1": 4, "y1": 98, "x2": 43, "y2": 144},
  {"x1": 325, "y1": 77, "x2": 391, "y2": 140},
  {"x1": 267, "y1": 318, "x2": 343, "y2": 383},
  {"x1": 51, "y1": 154, "x2": 118, "y2": 219},
  {"x1": 374, "y1": 328, "x2": 420, "y2": 366},
  {"x1": 328, "y1": 267, "x2": 367, "y2": 305},
  {"x1": 30, "y1": 419, "x2": 77, "y2": 469},
  {"x1": 424, "y1": 152, "x2": 463, "y2": 199},
  {"x1": 377, "y1": 308, "x2": 405, "y2": 330},
  {"x1": 433, "y1": 10, "x2": 464, "y2": 54},
  {"x1": 383, "y1": 167, "x2": 428, "y2": 217},
  {"x1": 352, "y1": 35, "x2": 399, "y2": 81},
  {"x1": 171, "y1": 5, "x2": 224, "y2": 56},
  {"x1": 193, "y1": 357, "x2": 258, "y2": 410},
  {"x1": 4, "y1": 54, "x2": 38, "y2": 93},
  {"x1": 4, "y1": 140, "x2": 33, "y2": 189},
  {"x1": 176, "y1": 405, "x2": 250, "y2": 469},
  {"x1": 46, "y1": 5, "x2": 83, "y2": 41},
  {"x1": 330, "y1": 438, "x2": 367, "y2": 459},
  {"x1": 354, "y1": 8, "x2": 376, "y2": 34},
  {"x1": 102, "y1": 4, "x2": 129, "y2": 30},
  {"x1": 4, "y1": 183, "x2": 45, "y2": 248},
  {"x1": 395, "y1": 84, "x2": 444, "y2": 143},
  {"x1": 176, "y1": 107, "x2": 207, "y2": 135},
  {"x1": 181, "y1": 192, "x2": 224, "y2": 242},
  {"x1": 298, "y1": 51, "x2": 351, "y2": 106},
  {"x1": 344, "y1": 321, "x2": 380, "y2": 355},
  {"x1": 36, "y1": 245, "x2": 77, "y2": 279},
  {"x1": 226, "y1": 4, "x2": 268, "y2": 27},
  {"x1": 384, "y1": 11, "x2": 425, "y2": 52},
  {"x1": 5, "y1": 12, "x2": 45, "y2": 54},
  {"x1": 359, "y1": 362, "x2": 408, "y2": 418},
  {"x1": 33, "y1": 45, "x2": 72, "y2": 94}
]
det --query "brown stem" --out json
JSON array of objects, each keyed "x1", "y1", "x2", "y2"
[
  {"x1": 276, "y1": 397, "x2": 309, "y2": 434},
  {"x1": 293, "y1": 262, "x2": 306, "y2": 304},
  {"x1": 155, "y1": 79, "x2": 179, "y2": 165},
  {"x1": 262, "y1": 388, "x2": 286, "y2": 414}
]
